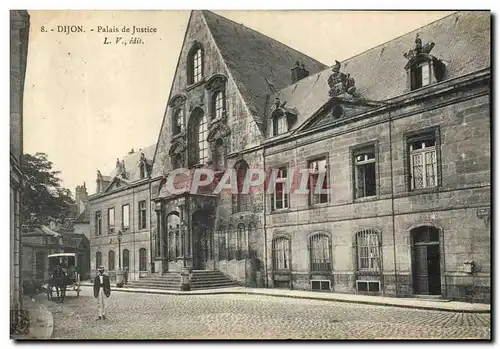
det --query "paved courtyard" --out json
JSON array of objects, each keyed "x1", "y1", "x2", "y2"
[{"x1": 38, "y1": 287, "x2": 490, "y2": 339}]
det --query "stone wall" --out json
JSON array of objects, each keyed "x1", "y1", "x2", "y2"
[{"x1": 89, "y1": 182, "x2": 152, "y2": 282}]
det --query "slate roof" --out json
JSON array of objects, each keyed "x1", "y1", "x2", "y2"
[
  {"x1": 201, "y1": 11, "x2": 328, "y2": 131},
  {"x1": 74, "y1": 207, "x2": 90, "y2": 224},
  {"x1": 108, "y1": 144, "x2": 156, "y2": 182},
  {"x1": 267, "y1": 11, "x2": 490, "y2": 133}
]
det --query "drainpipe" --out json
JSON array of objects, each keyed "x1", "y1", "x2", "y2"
[
  {"x1": 389, "y1": 111, "x2": 399, "y2": 296},
  {"x1": 263, "y1": 150, "x2": 269, "y2": 288},
  {"x1": 148, "y1": 179, "x2": 154, "y2": 273}
]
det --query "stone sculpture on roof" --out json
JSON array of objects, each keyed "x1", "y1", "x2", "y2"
[{"x1": 327, "y1": 60, "x2": 357, "y2": 97}]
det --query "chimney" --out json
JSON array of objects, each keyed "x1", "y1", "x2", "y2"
[
  {"x1": 116, "y1": 158, "x2": 121, "y2": 170},
  {"x1": 291, "y1": 61, "x2": 309, "y2": 84},
  {"x1": 75, "y1": 184, "x2": 89, "y2": 214}
]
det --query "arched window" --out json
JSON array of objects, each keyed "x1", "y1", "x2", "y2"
[
  {"x1": 212, "y1": 91, "x2": 225, "y2": 119},
  {"x1": 188, "y1": 46, "x2": 203, "y2": 85},
  {"x1": 139, "y1": 248, "x2": 147, "y2": 271},
  {"x1": 355, "y1": 229, "x2": 381, "y2": 272},
  {"x1": 189, "y1": 109, "x2": 209, "y2": 166},
  {"x1": 309, "y1": 233, "x2": 331, "y2": 272},
  {"x1": 172, "y1": 108, "x2": 184, "y2": 135},
  {"x1": 233, "y1": 161, "x2": 252, "y2": 212},
  {"x1": 272, "y1": 236, "x2": 290, "y2": 270},
  {"x1": 237, "y1": 223, "x2": 246, "y2": 259},
  {"x1": 108, "y1": 250, "x2": 115, "y2": 271},
  {"x1": 95, "y1": 251, "x2": 102, "y2": 269},
  {"x1": 123, "y1": 249, "x2": 130, "y2": 270},
  {"x1": 167, "y1": 212, "x2": 180, "y2": 261}
]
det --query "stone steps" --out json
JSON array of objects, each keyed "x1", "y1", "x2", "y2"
[{"x1": 124, "y1": 270, "x2": 239, "y2": 291}]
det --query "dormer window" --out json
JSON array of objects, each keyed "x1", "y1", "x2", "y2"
[
  {"x1": 172, "y1": 108, "x2": 184, "y2": 135},
  {"x1": 403, "y1": 34, "x2": 446, "y2": 92},
  {"x1": 410, "y1": 61, "x2": 431, "y2": 90},
  {"x1": 188, "y1": 44, "x2": 204, "y2": 85},
  {"x1": 273, "y1": 115, "x2": 287, "y2": 136}
]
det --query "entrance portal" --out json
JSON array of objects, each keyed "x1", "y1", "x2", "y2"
[
  {"x1": 411, "y1": 226, "x2": 441, "y2": 295},
  {"x1": 192, "y1": 210, "x2": 214, "y2": 270}
]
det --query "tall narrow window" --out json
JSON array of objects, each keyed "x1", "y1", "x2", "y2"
[
  {"x1": 354, "y1": 147, "x2": 377, "y2": 198},
  {"x1": 271, "y1": 167, "x2": 289, "y2": 211},
  {"x1": 273, "y1": 115, "x2": 287, "y2": 136},
  {"x1": 409, "y1": 136, "x2": 437, "y2": 190},
  {"x1": 108, "y1": 207, "x2": 115, "y2": 234},
  {"x1": 108, "y1": 250, "x2": 115, "y2": 270},
  {"x1": 198, "y1": 113, "x2": 209, "y2": 164},
  {"x1": 189, "y1": 48, "x2": 203, "y2": 85},
  {"x1": 411, "y1": 61, "x2": 432, "y2": 90},
  {"x1": 122, "y1": 204, "x2": 130, "y2": 231},
  {"x1": 272, "y1": 236, "x2": 290, "y2": 270},
  {"x1": 309, "y1": 233, "x2": 331, "y2": 272},
  {"x1": 233, "y1": 161, "x2": 251, "y2": 212},
  {"x1": 138, "y1": 201, "x2": 147, "y2": 230},
  {"x1": 139, "y1": 248, "x2": 147, "y2": 271},
  {"x1": 356, "y1": 230, "x2": 381, "y2": 272},
  {"x1": 95, "y1": 211, "x2": 102, "y2": 236},
  {"x1": 95, "y1": 251, "x2": 102, "y2": 269},
  {"x1": 237, "y1": 224, "x2": 246, "y2": 259},
  {"x1": 213, "y1": 91, "x2": 225, "y2": 119},
  {"x1": 309, "y1": 157, "x2": 329, "y2": 205},
  {"x1": 227, "y1": 225, "x2": 236, "y2": 260},
  {"x1": 123, "y1": 249, "x2": 130, "y2": 269},
  {"x1": 173, "y1": 108, "x2": 184, "y2": 135}
]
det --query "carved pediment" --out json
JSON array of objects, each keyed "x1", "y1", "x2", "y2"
[
  {"x1": 168, "y1": 137, "x2": 187, "y2": 156},
  {"x1": 403, "y1": 33, "x2": 436, "y2": 68},
  {"x1": 205, "y1": 74, "x2": 227, "y2": 91},
  {"x1": 207, "y1": 121, "x2": 231, "y2": 143},
  {"x1": 301, "y1": 98, "x2": 384, "y2": 132},
  {"x1": 168, "y1": 94, "x2": 187, "y2": 108}
]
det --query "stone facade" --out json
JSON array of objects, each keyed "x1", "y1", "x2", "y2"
[
  {"x1": 150, "y1": 11, "x2": 489, "y2": 302},
  {"x1": 10, "y1": 10, "x2": 30, "y2": 322},
  {"x1": 89, "y1": 147, "x2": 155, "y2": 282}
]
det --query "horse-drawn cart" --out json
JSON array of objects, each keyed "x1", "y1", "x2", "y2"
[{"x1": 46, "y1": 253, "x2": 81, "y2": 300}]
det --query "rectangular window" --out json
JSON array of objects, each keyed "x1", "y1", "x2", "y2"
[
  {"x1": 273, "y1": 116, "x2": 287, "y2": 136},
  {"x1": 193, "y1": 49, "x2": 202, "y2": 84},
  {"x1": 356, "y1": 231, "x2": 380, "y2": 271},
  {"x1": 139, "y1": 201, "x2": 147, "y2": 230},
  {"x1": 409, "y1": 136, "x2": 437, "y2": 190},
  {"x1": 271, "y1": 167, "x2": 289, "y2": 211},
  {"x1": 354, "y1": 147, "x2": 377, "y2": 199},
  {"x1": 411, "y1": 62, "x2": 432, "y2": 90},
  {"x1": 108, "y1": 207, "x2": 115, "y2": 234},
  {"x1": 95, "y1": 211, "x2": 102, "y2": 236},
  {"x1": 122, "y1": 204, "x2": 130, "y2": 231},
  {"x1": 308, "y1": 157, "x2": 329, "y2": 205},
  {"x1": 272, "y1": 237, "x2": 290, "y2": 270}
]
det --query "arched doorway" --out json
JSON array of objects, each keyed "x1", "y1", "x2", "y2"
[
  {"x1": 411, "y1": 226, "x2": 442, "y2": 295},
  {"x1": 192, "y1": 210, "x2": 214, "y2": 270}
]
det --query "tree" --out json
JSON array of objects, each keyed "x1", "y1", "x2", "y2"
[{"x1": 21, "y1": 153, "x2": 75, "y2": 225}]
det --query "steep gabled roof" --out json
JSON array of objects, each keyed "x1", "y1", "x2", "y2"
[
  {"x1": 108, "y1": 144, "x2": 156, "y2": 181},
  {"x1": 201, "y1": 11, "x2": 328, "y2": 130},
  {"x1": 266, "y1": 11, "x2": 490, "y2": 134}
]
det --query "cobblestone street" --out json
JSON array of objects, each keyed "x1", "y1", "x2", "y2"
[{"x1": 38, "y1": 288, "x2": 490, "y2": 339}]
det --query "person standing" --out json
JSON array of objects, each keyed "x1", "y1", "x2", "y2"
[
  {"x1": 93, "y1": 266, "x2": 111, "y2": 320},
  {"x1": 53, "y1": 264, "x2": 66, "y2": 303}
]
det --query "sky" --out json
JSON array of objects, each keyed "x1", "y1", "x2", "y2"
[{"x1": 22, "y1": 10, "x2": 454, "y2": 197}]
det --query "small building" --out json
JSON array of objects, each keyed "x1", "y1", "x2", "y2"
[{"x1": 89, "y1": 146, "x2": 155, "y2": 281}]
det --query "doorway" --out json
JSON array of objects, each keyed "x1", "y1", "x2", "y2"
[
  {"x1": 411, "y1": 226, "x2": 442, "y2": 295},
  {"x1": 192, "y1": 210, "x2": 214, "y2": 270}
]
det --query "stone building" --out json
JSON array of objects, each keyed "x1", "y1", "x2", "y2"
[
  {"x1": 89, "y1": 146, "x2": 156, "y2": 281},
  {"x1": 10, "y1": 9, "x2": 30, "y2": 327},
  {"x1": 147, "y1": 10, "x2": 490, "y2": 302}
]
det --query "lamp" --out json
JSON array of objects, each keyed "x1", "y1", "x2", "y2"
[{"x1": 118, "y1": 230, "x2": 123, "y2": 270}]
